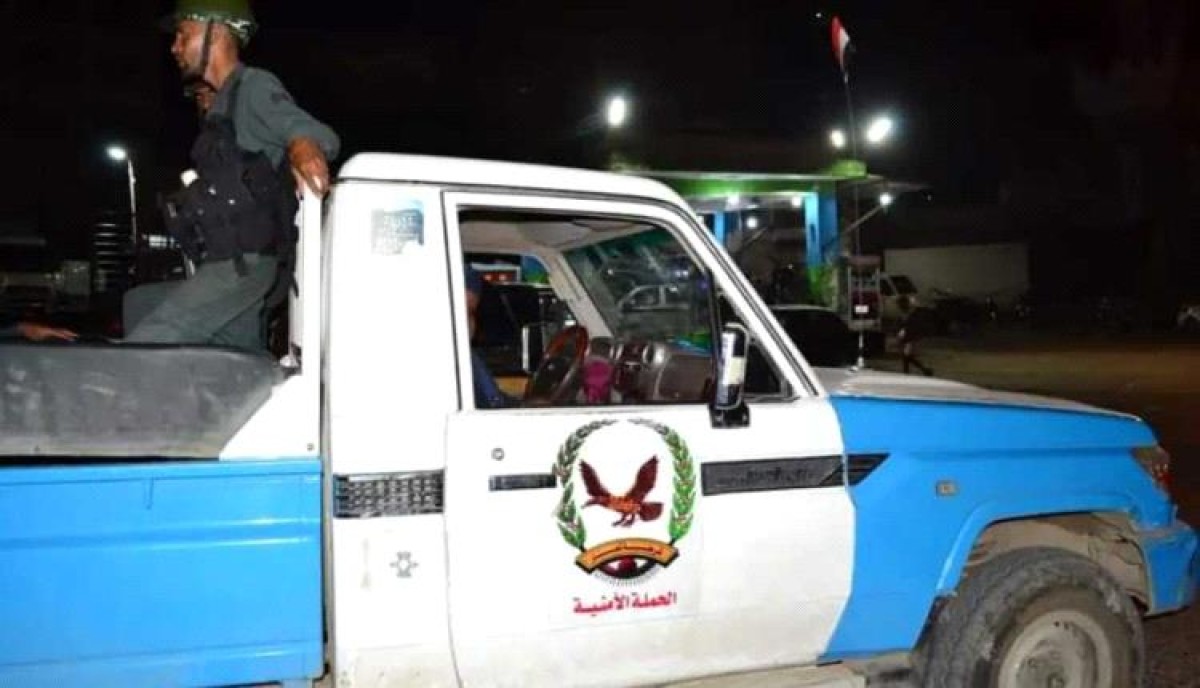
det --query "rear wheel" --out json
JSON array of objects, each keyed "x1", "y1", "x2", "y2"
[{"x1": 916, "y1": 548, "x2": 1143, "y2": 688}]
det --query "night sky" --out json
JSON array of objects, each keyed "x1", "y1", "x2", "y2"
[{"x1": 3, "y1": 0, "x2": 1198, "y2": 298}]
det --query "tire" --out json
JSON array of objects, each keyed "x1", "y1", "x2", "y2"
[{"x1": 915, "y1": 548, "x2": 1144, "y2": 688}]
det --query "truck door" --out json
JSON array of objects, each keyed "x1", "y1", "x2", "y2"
[{"x1": 442, "y1": 192, "x2": 853, "y2": 687}]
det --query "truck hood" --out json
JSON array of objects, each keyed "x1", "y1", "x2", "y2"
[{"x1": 814, "y1": 366, "x2": 1128, "y2": 419}]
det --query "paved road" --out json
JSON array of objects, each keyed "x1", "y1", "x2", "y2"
[{"x1": 874, "y1": 331, "x2": 1200, "y2": 687}]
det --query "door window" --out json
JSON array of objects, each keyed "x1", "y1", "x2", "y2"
[{"x1": 460, "y1": 213, "x2": 719, "y2": 409}]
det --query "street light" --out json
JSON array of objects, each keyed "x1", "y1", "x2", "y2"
[
  {"x1": 879, "y1": 192, "x2": 895, "y2": 207},
  {"x1": 106, "y1": 144, "x2": 139, "y2": 249},
  {"x1": 605, "y1": 95, "x2": 629, "y2": 129},
  {"x1": 865, "y1": 116, "x2": 894, "y2": 146},
  {"x1": 829, "y1": 128, "x2": 847, "y2": 150}
]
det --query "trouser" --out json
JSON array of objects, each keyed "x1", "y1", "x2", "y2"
[
  {"x1": 471, "y1": 349, "x2": 511, "y2": 408},
  {"x1": 901, "y1": 341, "x2": 933, "y2": 376},
  {"x1": 124, "y1": 254, "x2": 278, "y2": 349}
]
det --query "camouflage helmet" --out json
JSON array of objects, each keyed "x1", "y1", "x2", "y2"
[{"x1": 164, "y1": 0, "x2": 258, "y2": 45}]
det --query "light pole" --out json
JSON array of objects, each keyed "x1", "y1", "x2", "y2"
[
  {"x1": 827, "y1": 114, "x2": 897, "y2": 364},
  {"x1": 106, "y1": 145, "x2": 139, "y2": 250},
  {"x1": 845, "y1": 192, "x2": 895, "y2": 367}
]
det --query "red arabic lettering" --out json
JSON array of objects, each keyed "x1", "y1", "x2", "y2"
[{"x1": 573, "y1": 591, "x2": 679, "y2": 616}]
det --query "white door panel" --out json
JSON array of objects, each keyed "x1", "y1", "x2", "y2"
[{"x1": 445, "y1": 401, "x2": 850, "y2": 687}]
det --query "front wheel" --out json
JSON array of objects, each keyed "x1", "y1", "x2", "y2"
[{"x1": 916, "y1": 548, "x2": 1143, "y2": 688}]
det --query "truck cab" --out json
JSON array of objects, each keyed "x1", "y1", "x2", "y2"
[{"x1": 0, "y1": 154, "x2": 1195, "y2": 688}]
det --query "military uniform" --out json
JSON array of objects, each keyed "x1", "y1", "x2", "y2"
[
  {"x1": 207, "y1": 64, "x2": 339, "y2": 170},
  {"x1": 126, "y1": 2, "x2": 339, "y2": 349}
]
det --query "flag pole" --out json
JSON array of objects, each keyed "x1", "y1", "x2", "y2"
[{"x1": 837, "y1": 26, "x2": 867, "y2": 368}]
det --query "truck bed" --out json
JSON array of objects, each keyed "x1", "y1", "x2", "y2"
[{"x1": 0, "y1": 343, "x2": 281, "y2": 460}]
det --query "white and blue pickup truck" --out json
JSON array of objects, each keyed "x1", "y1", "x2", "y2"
[{"x1": 0, "y1": 155, "x2": 1195, "y2": 688}]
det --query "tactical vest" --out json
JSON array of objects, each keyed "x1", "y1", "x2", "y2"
[{"x1": 163, "y1": 71, "x2": 298, "y2": 276}]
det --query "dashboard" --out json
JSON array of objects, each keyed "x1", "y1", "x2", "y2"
[{"x1": 590, "y1": 337, "x2": 712, "y2": 405}]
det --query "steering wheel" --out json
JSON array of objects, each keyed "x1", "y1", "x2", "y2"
[{"x1": 524, "y1": 325, "x2": 590, "y2": 405}]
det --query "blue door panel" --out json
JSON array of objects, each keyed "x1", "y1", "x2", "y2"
[{"x1": 0, "y1": 459, "x2": 323, "y2": 688}]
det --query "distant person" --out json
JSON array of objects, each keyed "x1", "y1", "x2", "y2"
[
  {"x1": 124, "y1": 0, "x2": 339, "y2": 349},
  {"x1": 898, "y1": 307, "x2": 934, "y2": 376},
  {"x1": 0, "y1": 316, "x2": 77, "y2": 342}
]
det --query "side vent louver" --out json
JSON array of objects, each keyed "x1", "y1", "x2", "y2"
[{"x1": 846, "y1": 453, "x2": 888, "y2": 485}]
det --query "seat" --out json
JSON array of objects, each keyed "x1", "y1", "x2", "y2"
[{"x1": 0, "y1": 343, "x2": 282, "y2": 461}]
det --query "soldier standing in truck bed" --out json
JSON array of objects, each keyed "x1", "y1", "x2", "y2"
[{"x1": 124, "y1": 0, "x2": 339, "y2": 349}]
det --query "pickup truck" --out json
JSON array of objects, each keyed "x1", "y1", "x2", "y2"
[{"x1": 0, "y1": 154, "x2": 1195, "y2": 688}]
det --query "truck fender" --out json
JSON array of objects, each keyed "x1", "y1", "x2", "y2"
[{"x1": 935, "y1": 492, "x2": 1141, "y2": 595}]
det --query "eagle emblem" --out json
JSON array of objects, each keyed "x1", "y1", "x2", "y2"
[
  {"x1": 554, "y1": 420, "x2": 696, "y2": 583},
  {"x1": 581, "y1": 457, "x2": 664, "y2": 527}
]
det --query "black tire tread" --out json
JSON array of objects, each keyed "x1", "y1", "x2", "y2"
[{"x1": 916, "y1": 547, "x2": 1143, "y2": 688}]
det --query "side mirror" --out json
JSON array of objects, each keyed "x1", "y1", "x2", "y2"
[
  {"x1": 710, "y1": 323, "x2": 750, "y2": 428},
  {"x1": 521, "y1": 323, "x2": 546, "y2": 375}
]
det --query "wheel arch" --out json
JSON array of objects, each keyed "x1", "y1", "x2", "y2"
[
  {"x1": 936, "y1": 501, "x2": 1150, "y2": 607},
  {"x1": 938, "y1": 508, "x2": 1150, "y2": 608}
]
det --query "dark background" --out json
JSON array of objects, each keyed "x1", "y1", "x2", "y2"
[{"x1": 3, "y1": 0, "x2": 1197, "y2": 319}]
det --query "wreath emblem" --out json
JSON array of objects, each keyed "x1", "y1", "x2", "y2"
[{"x1": 552, "y1": 419, "x2": 697, "y2": 581}]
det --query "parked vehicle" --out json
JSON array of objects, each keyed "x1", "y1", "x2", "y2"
[
  {"x1": 883, "y1": 242, "x2": 1030, "y2": 313},
  {"x1": 0, "y1": 154, "x2": 1194, "y2": 688},
  {"x1": 616, "y1": 283, "x2": 690, "y2": 313},
  {"x1": 878, "y1": 272, "x2": 921, "y2": 325},
  {"x1": 769, "y1": 304, "x2": 857, "y2": 368},
  {"x1": 926, "y1": 287, "x2": 987, "y2": 335},
  {"x1": 845, "y1": 261, "x2": 923, "y2": 334}
]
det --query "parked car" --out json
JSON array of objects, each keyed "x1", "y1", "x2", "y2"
[
  {"x1": 769, "y1": 304, "x2": 859, "y2": 368},
  {"x1": 878, "y1": 273, "x2": 920, "y2": 325},
  {"x1": 927, "y1": 288, "x2": 987, "y2": 335},
  {"x1": 616, "y1": 283, "x2": 690, "y2": 312}
]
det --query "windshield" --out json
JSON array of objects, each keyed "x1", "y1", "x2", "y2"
[{"x1": 564, "y1": 227, "x2": 712, "y2": 344}]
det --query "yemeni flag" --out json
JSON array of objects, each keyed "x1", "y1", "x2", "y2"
[{"x1": 830, "y1": 16, "x2": 853, "y2": 76}]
